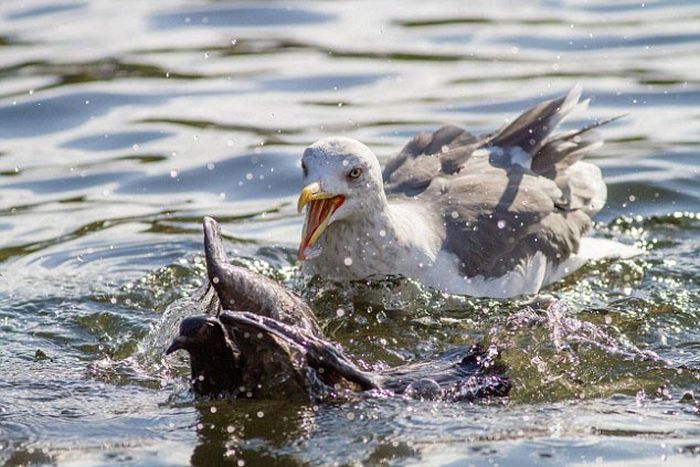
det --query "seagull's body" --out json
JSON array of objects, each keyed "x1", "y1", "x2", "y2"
[{"x1": 296, "y1": 86, "x2": 638, "y2": 298}]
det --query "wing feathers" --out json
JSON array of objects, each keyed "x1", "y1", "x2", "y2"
[
  {"x1": 489, "y1": 84, "x2": 582, "y2": 156},
  {"x1": 381, "y1": 86, "x2": 611, "y2": 279}
]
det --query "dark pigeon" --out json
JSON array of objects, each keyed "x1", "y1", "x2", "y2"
[{"x1": 166, "y1": 217, "x2": 510, "y2": 402}]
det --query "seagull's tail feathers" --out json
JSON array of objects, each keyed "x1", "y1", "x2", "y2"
[
  {"x1": 530, "y1": 114, "x2": 623, "y2": 177},
  {"x1": 558, "y1": 161, "x2": 607, "y2": 217},
  {"x1": 539, "y1": 113, "x2": 623, "y2": 218},
  {"x1": 577, "y1": 237, "x2": 644, "y2": 261}
]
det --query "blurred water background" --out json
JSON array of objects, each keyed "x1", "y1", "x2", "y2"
[{"x1": 0, "y1": 0, "x2": 699, "y2": 465}]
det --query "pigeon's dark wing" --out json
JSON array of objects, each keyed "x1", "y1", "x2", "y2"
[
  {"x1": 219, "y1": 311, "x2": 380, "y2": 393},
  {"x1": 380, "y1": 347, "x2": 510, "y2": 401},
  {"x1": 382, "y1": 86, "x2": 610, "y2": 278},
  {"x1": 203, "y1": 217, "x2": 322, "y2": 336},
  {"x1": 219, "y1": 311, "x2": 509, "y2": 401}
]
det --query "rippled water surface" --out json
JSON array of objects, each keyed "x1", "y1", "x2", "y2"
[{"x1": 1, "y1": 0, "x2": 699, "y2": 465}]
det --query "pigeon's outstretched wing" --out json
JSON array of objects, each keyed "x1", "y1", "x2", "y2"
[{"x1": 203, "y1": 216, "x2": 321, "y2": 336}]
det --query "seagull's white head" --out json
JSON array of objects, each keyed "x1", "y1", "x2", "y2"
[{"x1": 296, "y1": 137, "x2": 385, "y2": 260}]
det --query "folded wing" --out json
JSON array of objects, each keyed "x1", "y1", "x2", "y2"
[{"x1": 383, "y1": 86, "x2": 611, "y2": 278}]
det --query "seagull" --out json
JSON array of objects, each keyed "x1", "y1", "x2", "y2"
[{"x1": 296, "y1": 86, "x2": 637, "y2": 298}]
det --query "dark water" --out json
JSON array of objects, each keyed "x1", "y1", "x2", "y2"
[{"x1": 1, "y1": 0, "x2": 699, "y2": 465}]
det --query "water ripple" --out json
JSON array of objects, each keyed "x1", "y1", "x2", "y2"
[{"x1": 0, "y1": 0, "x2": 698, "y2": 465}]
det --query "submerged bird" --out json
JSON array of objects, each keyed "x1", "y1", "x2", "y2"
[
  {"x1": 296, "y1": 86, "x2": 637, "y2": 298},
  {"x1": 166, "y1": 217, "x2": 510, "y2": 401}
]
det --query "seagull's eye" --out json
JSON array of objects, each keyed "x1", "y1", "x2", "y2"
[
  {"x1": 301, "y1": 162, "x2": 308, "y2": 177},
  {"x1": 348, "y1": 167, "x2": 362, "y2": 179}
]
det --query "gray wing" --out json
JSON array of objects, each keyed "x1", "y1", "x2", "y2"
[
  {"x1": 433, "y1": 158, "x2": 591, "y2": 278},
  {"x1": 383, "y1": 124, "x2": 482, "y2": 196},
  {"x1": 383, "y1": 86, "x2": 610, "y2": 278}
]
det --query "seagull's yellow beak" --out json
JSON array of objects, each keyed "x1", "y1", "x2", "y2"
[
  {"x1": 297, "y1": 182, "x2": 330, "y2": 212},
  {"x1": 297, "y1": 182, "x2": 345, "y2": 261}
]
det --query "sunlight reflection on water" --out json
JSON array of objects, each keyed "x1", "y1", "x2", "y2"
[{"x1": 0, "y1": 0, "x2": 698, "y2": 465}]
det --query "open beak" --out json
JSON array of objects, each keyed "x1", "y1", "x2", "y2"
[
  {"x1": 165, "y1": 336, "x2": 188, "y2": 355},
  {"x1": 297, "y1": 182, "x2": 345, "y2": 261}
]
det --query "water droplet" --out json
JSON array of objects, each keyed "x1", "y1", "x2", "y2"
[
  {"x1": 210, "y1": 406, "x2": 217, "y2": 413},
  {"x1": 379, "y1": 229, "x2": 386, "y2": 237},
  {"x1": 227, "y1": 425, "x2": 235, "y2": 433},
  {"x1": 336, "y1": 308, "x2": 345, "y2": 318},
  {"x1": 451, "y1": 211, "x2": 459, "y2": 219},
  {"x1": 497, "y1": 220, "x2": 506, "y2": 229},
  {"x1": 207, "y1": 163, "x2": 215, "y2": 170},
  {"x1": 344, "y1": 257, "x2": 353, "y2": 266},
  {"x1": 170, "y1": 170, "x2": 178, "y2": 178},
  {"x1": 110, "y1": 297, "x2": 117, "y2": 304},
  {"x1": 256, "y1": 411, "x2": 264, "y2": 418},
  {"x1": 245, "y1": 173, "x2": 253, "y2": 180},
  {"x1": 212, "y1": 277, "x2": 220, "y2": 284}
]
